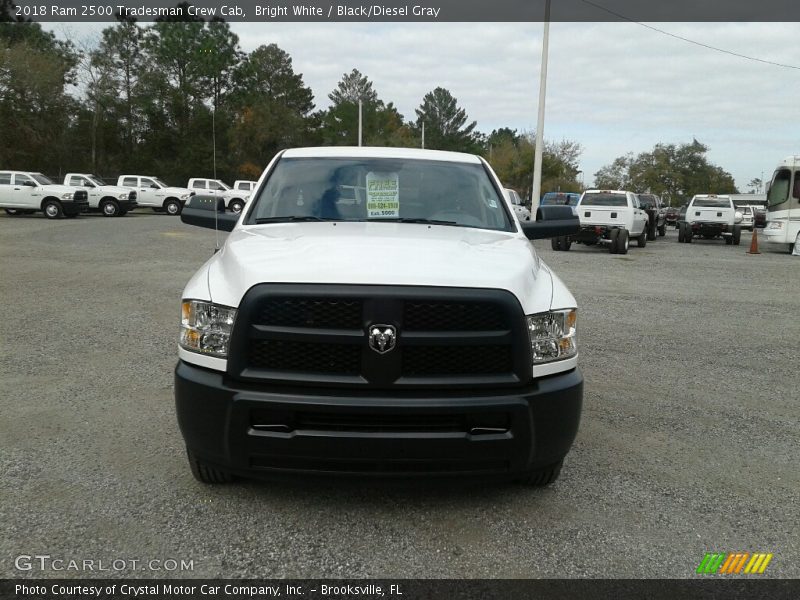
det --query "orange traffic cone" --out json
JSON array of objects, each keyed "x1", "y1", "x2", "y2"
[{"x1": 747, "y1": 228, "x2": 761, "y2": 255}]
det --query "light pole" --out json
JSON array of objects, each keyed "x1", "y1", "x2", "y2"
[
  {"x1": 212, "y1": 106, "x2": 217, "y2": 180},
  {"x1": 531, "y1": 0, "x2": 551, "y2": 212}
]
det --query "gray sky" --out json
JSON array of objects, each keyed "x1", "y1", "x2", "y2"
[{"x1": 47, "y1": 21, "x2": 800, "y2": 191}]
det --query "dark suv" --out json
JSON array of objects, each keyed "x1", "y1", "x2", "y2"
[{"x1": 636, "y1": 194, "x2": 666, "y2": 239}]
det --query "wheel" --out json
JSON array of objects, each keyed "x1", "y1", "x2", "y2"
[
  {"x1": 658, "y1": 223, "x2": 666, "y2": 236},
  {"x1": 4, "y1": 208, "x2": 20, "y2": 215},
  {"x1": 561, "y1": 237, "x2": 572, "y2": 251},
  {"x1": 617, "y1": 229, "x2": 629, "y2": 254},
  {"x1": 732, "y1": 225, "x2": 741, "y2": 246},
  {"x1": 187, "y1": 449, "x2": 234, "y2": 484},
  {"x1": 43, "y1": 200, "x2": 63, "y2": 219},
  {"x1": 164, "y1": 199, "x2": 182, "y2": 215},
  {"x1": 678, "y1": 223, "x2": 685, "y2": 243},
  {"x1": 229, "y1": 199, "x2": 245, "y2": 214},
  {"x1": 647, "y1": 221, "x2": 657, "y2": 241},
  {"x1": 638, "y1": 229, "x2": 647, "y2": 247},
  {"x1": 684, "y1": 225, "x2": 692, "y2": 244},
  {"x1": 100, "y1": 199, "x2": 120, "y2": 217},
  {"x1": 551, "y1": 237, "x2": 561, "y2": 251},
  {"x1": 517, "y1": 460, "x2": 563, "y2": 486},
  {"x1": 609, "y1": 228, "x2": 620, "y2": 253}
]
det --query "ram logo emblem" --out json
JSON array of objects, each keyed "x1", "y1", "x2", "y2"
[{"x1": 368, "y1": 325, "x2": 397, "y2": 354}]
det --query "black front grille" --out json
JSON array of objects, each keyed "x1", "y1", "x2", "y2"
[
  {"x1": 404, "y1": 301, "x2": 507, "y2": 331},
  {"x1": 295, "y1": 412, "x2": 467, "y2": 433},
  {"x1": 129, "y1": 191, "x2": 137, "y2": 201},
  {"x1": 74, "y1": 190, "x2": 88, "y2": 201},
  {"x1": 256, "y1": 298, "x2": 362, "y2": 329},
  {"x1": 403, "y1": 345, "x2": 512, "y2": 375},
  {"x1": 230, "y1": 285, "x2": 528, "y2": 388},
  {"x1": 248, "y1": 340, "x2": 361, "y2": 374}
]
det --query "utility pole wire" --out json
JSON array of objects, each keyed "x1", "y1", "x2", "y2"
[{"x1": 579, "y1": 0, "x2": 800, "y2": 71}]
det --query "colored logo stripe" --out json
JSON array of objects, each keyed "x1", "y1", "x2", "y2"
[{"x1": 696, "y1": 552, "x2": 773, "y2": 574}]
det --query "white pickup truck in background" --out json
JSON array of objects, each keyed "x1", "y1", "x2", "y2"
[
  {"x1": 117, "y1": 175, "x2": 193, "y2": 215},
  {"x1": 233, "y1": 180, "x2": 258, "y2": 196},
  {"x1": 188, "y1": 178, "x2": 249, "y2": 213},
  {"x1": 64, "y1": 173, "x2": 138, "y2": 217},
  {"x1": 678, "y1": 194, "x2": 742, "y2": 245},
  {"x1": 0, "y1": 170, "x2": 88, "y2": 218},
  {"x1": 554, "y1": 190, "x2": 648, "y2": 254}
]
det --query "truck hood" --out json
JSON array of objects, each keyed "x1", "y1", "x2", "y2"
[
  {"x1": 94, "y1": 185, "x2": 134, "y2": 195},
  {"x1": 163, "y1": 186, "x2": 192, "y2": 196},
  {"x1": 40, "y1": 184, "x2": 78, "y2": 195},
  {"x1": 198, "y1": 222, "x2": 556, "y2": 314}
]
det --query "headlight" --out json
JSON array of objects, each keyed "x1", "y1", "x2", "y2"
[
  {"x1": 180, "y1": 300, "x2": 236, "y2": 358},
  {"x1": 734, "y1": 211, "x2": 743, "y2": 224},
  {"x1": 61, "y1": 193, "x2": 73, "y2": 200},
  {"x1": 181, "y1": 193, "x2": 191, "y2": 200},
  {"x1": 766, "y1": 221, "x2": 783, "y2": 230},
  {"x1": 527, "y1": 309, "x2": 577, "y2": 364},
  {"x1": 118, "y1": 193, "x2": 129, "y2": 200}
]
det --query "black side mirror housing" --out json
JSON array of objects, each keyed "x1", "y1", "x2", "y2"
[
  {"x1": 520, "y1": 205, "x2": 580, "y2": 240},
  {"x1": 23, "y1": 181, "x2": 36, "y2": 187},
  {"x1": 181, "y1": 195, "x2": 238, "y2": 232}
]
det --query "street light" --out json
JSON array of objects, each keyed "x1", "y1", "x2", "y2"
[{"x1": 531, "y1": 0, "x2": 551, "y2": 212}]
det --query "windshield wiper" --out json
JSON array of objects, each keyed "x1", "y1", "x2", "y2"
[
  {"x1": 381, "y1": 218, "x2": 459, "y2": 226},
  {"x1": 254, "y1": 216, "x2": 334, "y2": 223}
]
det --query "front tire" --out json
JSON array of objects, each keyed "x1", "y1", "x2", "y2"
[
  {"x1": 229, "y1": 199, "x2": 245, "y2": 214},
  {"x1": 732, "y1": 225, "x2": 741, "y2": 246},
  {"x1": 101, "y1": 199, "x2": 120, "y2": 217},
  {"x1": 517, "y1": 460, "x2": 563, "y2": 487},
  {"x1": 658, "y1": 223, "x2": 666, "y2": 236},
  {"x1": 551, "y1": 237, "x2": 562, "y2": 251},
  {"x1": 638, "y1": 229, "x2": 648, "y2": 247},
  {"x1": 43, "y1": 200, "x2": 63, "y2": 219},
  {"x1": 164, "y1": 199, "x2": 182, "y2": 216},
  {"x1": 187, "y1": 449, "x2": 234, "y2": 484},
  {"x1": 684, "y1": 225, "x2": 693, "y2": 243},
  {"x1": 647, "y1": 221, "x2": 657, "y2": 241},
  {"x1": 678, "y1": 223, "x2": 685, "y2": 243}
]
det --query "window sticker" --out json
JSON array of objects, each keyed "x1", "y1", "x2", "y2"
[{"x1": 366, "y1": 172, "x2": 400, "y2": 218}]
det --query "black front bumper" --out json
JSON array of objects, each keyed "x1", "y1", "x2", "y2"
[
  {"x1": 63, "y1": 199, "x2": 89, "y2": 215},
  {"x1": 175, "y1": 360, "x2": 583, "y2": 479}
]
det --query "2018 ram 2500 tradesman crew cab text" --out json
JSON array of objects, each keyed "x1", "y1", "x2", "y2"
[{"x1": 175, "y1": 147, "x2": 583, "y2": 486}]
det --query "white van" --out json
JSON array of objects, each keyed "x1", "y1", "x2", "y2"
[{"x1": 763, "y1": 156, "x2": 800, "y2": 252}]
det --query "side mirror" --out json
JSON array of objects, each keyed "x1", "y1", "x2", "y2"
[
  {"x1": 22, "y1": 180, "x2": 36, "y2": 187},
  {"x1": 150, "y1": 184, "x2": 160, "y2": 189},
  {"x1": 520, "y1": 205, "x2": 580, "y2": 240},
  {"x1": 181, "y1": 195, "x2": 238, "y2": 232}
]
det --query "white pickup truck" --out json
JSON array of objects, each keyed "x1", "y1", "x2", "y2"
[
  {"x1": 174, "y1": 146, "x2": 583, "y2": 487},
  {"x1": 0, "y1": 171, "x2": 88, "y2": 218},
  {"x1": 188, "y1": 178, "x2": 249, "y2": 214},
  {"x1": 117, "y1": 175, "x2": 193, "y2": 215},
  {"x1": 553, "y1": 190, "x2": 648, "y2": 254},
  {"x1": 678, "y1": 194, "x2": 742, "y2": 245},
  {"x1": 64, "y1": 173, "x2": 138, "y2": 217}
]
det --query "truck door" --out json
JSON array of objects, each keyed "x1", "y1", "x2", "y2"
[
  {"x1": 140, "y1": 177, "x2": 164, "y2": 207},
  {"x1": 12, "y1": 174, "x2": 38, "y2": 209},
  {"x1": 0, "y1": 172, "x2": 14, "y2": 206}
]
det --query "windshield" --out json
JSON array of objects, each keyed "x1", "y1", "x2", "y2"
[
  {"x1": 89, "y1": 175, "x2": 107, "y2": 186},
  {"x1": 246, "y1": 157, "x2": 513, "y2": 231},
  {"x1": 638, "y1": 194, "x2": 656, "y2": 208},
  {"x1": 152, "y1": 178, "x2": 168, "y2": 188},
  {"x1": 767, "y1": 169, "x2": 790, "y2": 208},
  {"x1": 32, "y1": 173, "x2": 54, "y2": 185},
  {"x1": 581, "y1": 193, "x2": 627, "y2": 207},
  {"x1": 212, "y1": 180, "x2": 231, "y2": 191},
  {"x1": 693, "y1": 198, "x2": 731, "y2": 208}
]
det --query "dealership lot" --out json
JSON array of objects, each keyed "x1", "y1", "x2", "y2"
[{"x1": 1, "y1": 212, "x2": 798, "y2": 578}]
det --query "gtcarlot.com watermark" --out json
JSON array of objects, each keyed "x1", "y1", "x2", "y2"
[{"x1": 14, "y1": 554, "x2": 194, "y2": 572}]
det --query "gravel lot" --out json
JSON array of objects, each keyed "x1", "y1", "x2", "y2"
[{"x1": 1, "y1": 211, "x2": 798, "y2": 579}]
